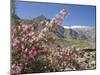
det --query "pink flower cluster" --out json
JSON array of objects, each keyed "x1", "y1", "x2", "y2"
[
  {"x1": 54, "y1": 9, "x2": 68, "y2": 26},
  {"x1": 11, "y1": 24, "x2": 49, "y2": 74},
  {"x1": 51, "y1": 48, "x2": 73, "y2": 61},
  {"x1": 11, "y1": 63, "x2": 22, "y2": 75}
]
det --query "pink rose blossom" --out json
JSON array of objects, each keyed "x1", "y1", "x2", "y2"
[{"x1": 43, "y1": 47, "x2": 48, "y2": 53}]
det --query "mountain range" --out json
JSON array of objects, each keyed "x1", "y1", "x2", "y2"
[{"x1": 31, "y1": 16, "x2": 95, "y2": 41}]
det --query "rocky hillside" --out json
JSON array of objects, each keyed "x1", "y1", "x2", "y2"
[{"x1": 64, "y1": 27, "x2": 95, "y2": 40}]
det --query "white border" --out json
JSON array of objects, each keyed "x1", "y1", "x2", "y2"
[
  {"x1": 0, "y1": 0, "x2": 100, "y2": 75},
  {"x1": 21, "y1": 0, "x2": 96, "y2": 5}
]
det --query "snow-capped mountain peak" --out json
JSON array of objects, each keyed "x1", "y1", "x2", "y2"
[{"x1": 63, "y1": 25, "x2": 91, "y2": 29}]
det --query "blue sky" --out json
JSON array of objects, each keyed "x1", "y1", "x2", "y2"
[{"x1": 15, "y1": 1, "x2": 96, "y2": 27}]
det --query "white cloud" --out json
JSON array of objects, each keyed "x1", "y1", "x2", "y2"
[{"x1": 63, "y1": 25, "x2": 91, "y2": 29}]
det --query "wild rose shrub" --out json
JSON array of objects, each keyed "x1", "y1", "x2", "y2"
[
  {"x1": 11, "y1": 23, "x2": 96, "y2": 74},
  {"x1": 11, "y1": 23, "x2": 58, "y2": 74}
]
